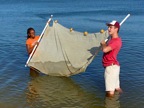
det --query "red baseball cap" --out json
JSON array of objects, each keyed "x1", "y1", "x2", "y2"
[{"x1": 106, "y1": 20, "x2": 120, "y2": 29}]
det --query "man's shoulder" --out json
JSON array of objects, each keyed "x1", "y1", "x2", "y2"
[
  {"x1": 112, "y1": 37, "x2": 122, "y2": 43},
  {"x1": 117, "y1": 37, "x2": 122, "y2": 44},
  {"x1": 109, "y1": 37, "x2": 122, "y2": 49},
  {"x1": 118, "y1": 37, "x2": 122, "y2": 40},
  {"x1": 115, "y1": 37, "x2": 122, "y2": 47}
]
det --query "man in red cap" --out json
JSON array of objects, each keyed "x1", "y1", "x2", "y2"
[{"x1": 101, "y1": 20, "x2": 122, "y2": 97}]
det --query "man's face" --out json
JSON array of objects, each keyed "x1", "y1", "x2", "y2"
[{"x1": 108, "y1": 26, "x2": 118, "y2": 35}]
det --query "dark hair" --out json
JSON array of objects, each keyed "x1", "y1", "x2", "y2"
[
  {"x1": 114, "y1": 26, "x2": 120, "y2": 33},
  {"x1": 27, "y1": 27, "x2": 35, "y2": 39},
  {"x1": 118, "y1": 28, "x2": 120, "y2": 33}
]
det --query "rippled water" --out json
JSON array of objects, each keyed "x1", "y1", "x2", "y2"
[{"x1": 0, "y1": 0, "x2": 144, "y2": 108}]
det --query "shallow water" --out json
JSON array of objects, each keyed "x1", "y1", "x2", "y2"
[{"x1": 0, "y1": 0, "x2": 144, "y2": 108}]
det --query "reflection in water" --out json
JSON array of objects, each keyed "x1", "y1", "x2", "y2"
[
  {"x1": 105, "y1": 92, "x2": 120, "y2": 108},
  {"x1": 29, "y1": 67, "x2": 40, "y2": 78},
  {"x1": 26, "y1": 75, "x2": 103, "y2": 108},
  {"x1": 26, "y1": 83, "x2": 39, "y2": 107}
]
